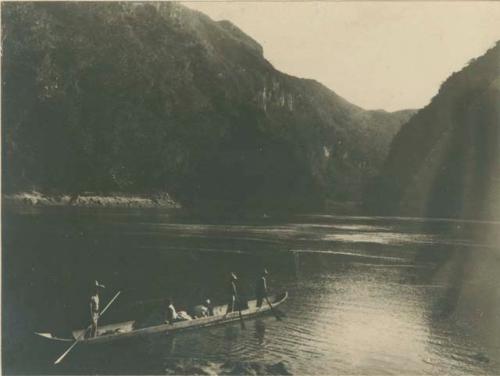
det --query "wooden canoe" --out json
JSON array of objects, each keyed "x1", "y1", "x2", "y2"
[{"x1": 35, "y1": 292, "x2": 288, "y2": 345}]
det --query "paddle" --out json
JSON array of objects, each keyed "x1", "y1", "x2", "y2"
[
  {"x1": 236, "y1": 296, "x2": 246, "y2": 330},
  {"x1": 265, "y1": 296, "x2": 283, "y2": 321},
  {"x1": 54, "y1": 291, "x2": 121, "y2": 365}
]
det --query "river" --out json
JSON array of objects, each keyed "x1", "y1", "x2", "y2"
[{"x1": 3, "y1": 207, "x2": 500, "y2": 374}]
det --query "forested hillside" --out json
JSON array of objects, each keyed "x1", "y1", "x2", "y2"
[
  {"x1": 2, "y1": 2, "x2": 413, "y2": 210},
  {"x1": 368, "y1": 42, "x2": 500, "y2": 220}
]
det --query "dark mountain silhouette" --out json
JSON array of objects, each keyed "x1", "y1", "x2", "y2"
[
  {"x1": 2, "y1": 2, "x2": 413, "y2": 210},
  {"x1": 367, "y1": 42, "x2": 500, "y2": 220}
]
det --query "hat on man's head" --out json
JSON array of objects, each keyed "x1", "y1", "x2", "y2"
[{"x1": 95, "y1": 280, "x2": 106, "y2": 289}]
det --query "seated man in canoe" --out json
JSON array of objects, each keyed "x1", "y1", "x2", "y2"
[
  {"x1": 165, "y1": 298, "x2": 192, "y2": 324},
  {"x1": 192, "y1": 299, "x2": 214, "y2": 318}
]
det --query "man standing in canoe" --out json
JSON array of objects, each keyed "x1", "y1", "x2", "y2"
[
  {"x1": 255, "y1": 268, "x2": 269, "y2": 308},
  {"x1": 89, "y1": 280, "x2": 105, "y2": 338},
  {"x1": 225, "y1": 272, "x2": 239, "y2": 315}
]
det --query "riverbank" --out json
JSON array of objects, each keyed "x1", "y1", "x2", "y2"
[
  {"x1": 3, "y1": 192, "x2": 367, "y2": 219},
  {"x1": 3, "y1": 191, "x2": 181, "y2": 209}
]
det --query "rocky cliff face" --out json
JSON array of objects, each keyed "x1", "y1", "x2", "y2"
[
  {"x1": 369, "y1": 42, "x2": 500, "y2": 220},
  {"x1": 2, "y1": 2, "x2": 413, "y2": 210}
]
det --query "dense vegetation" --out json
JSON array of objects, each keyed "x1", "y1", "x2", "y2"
[
  {"x1": 3, "y1": 2, "x2": 413, "y2": 210},
  {"x1": 367, "y1": 42, "x2": 500, "y2": 220}
]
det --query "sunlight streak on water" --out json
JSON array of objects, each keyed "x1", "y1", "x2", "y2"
[{"x1": 322, "y1": 232, "x2": 437, "y2": 245}]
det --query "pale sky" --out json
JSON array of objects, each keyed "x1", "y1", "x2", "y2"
[{"x1": 183, "y1": 2, "x2": 500, "y2": 111}]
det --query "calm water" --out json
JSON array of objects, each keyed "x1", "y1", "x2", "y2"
[{"x1": 3, "y1": 207, "x2": 500, "y2": 374}]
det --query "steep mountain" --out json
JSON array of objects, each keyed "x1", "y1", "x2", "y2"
[
  {"x1": 2, "y1": 2, "x2": 413, "y2": 210},
  {"x1": 367, "y1": 42, "x2": 500, "y2": 220}
]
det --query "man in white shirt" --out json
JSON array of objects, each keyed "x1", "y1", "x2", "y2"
[
  {"x1": 165, "y1": 298, "x2": 179, "y2": 324},
  {"x1": 89, "y1": 280, "x2": 105, "y2": 337}
]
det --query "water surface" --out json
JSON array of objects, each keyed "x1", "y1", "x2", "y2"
[{"x1": 3, "y1": 207, "x2": 500, "y2": 374}]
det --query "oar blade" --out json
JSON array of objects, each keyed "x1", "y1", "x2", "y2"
[
  {"x1": 54, "y1": 341, "x2": 79, "y2": 364},
  {"x1": 265, "y1": 296, "x2": 284, "y2": 321},
  {"x1": 275, "y1": 308, "x2": 287, "y2": 318},
  {"x1": 238, "y1": 309, "x2": 246, "y2": 329}
]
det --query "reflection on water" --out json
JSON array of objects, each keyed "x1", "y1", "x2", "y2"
[
  {"x1": 322, "y1": 231, "x2": 436, "y2": 244},
  {"x1": 254, "y1": 320, "x2": 266, "y2": 345},
  {"x1": 2, "y1": 208, "x2": 500, "y2": 374}
]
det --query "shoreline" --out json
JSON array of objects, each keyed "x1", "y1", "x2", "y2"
[{"x1": 2, "y1": 191, "x2": 181, "y2": 209}]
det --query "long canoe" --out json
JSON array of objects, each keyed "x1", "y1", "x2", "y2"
[{"x1": 35, "y1": 292, "x2": 288, "y2": 345}]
